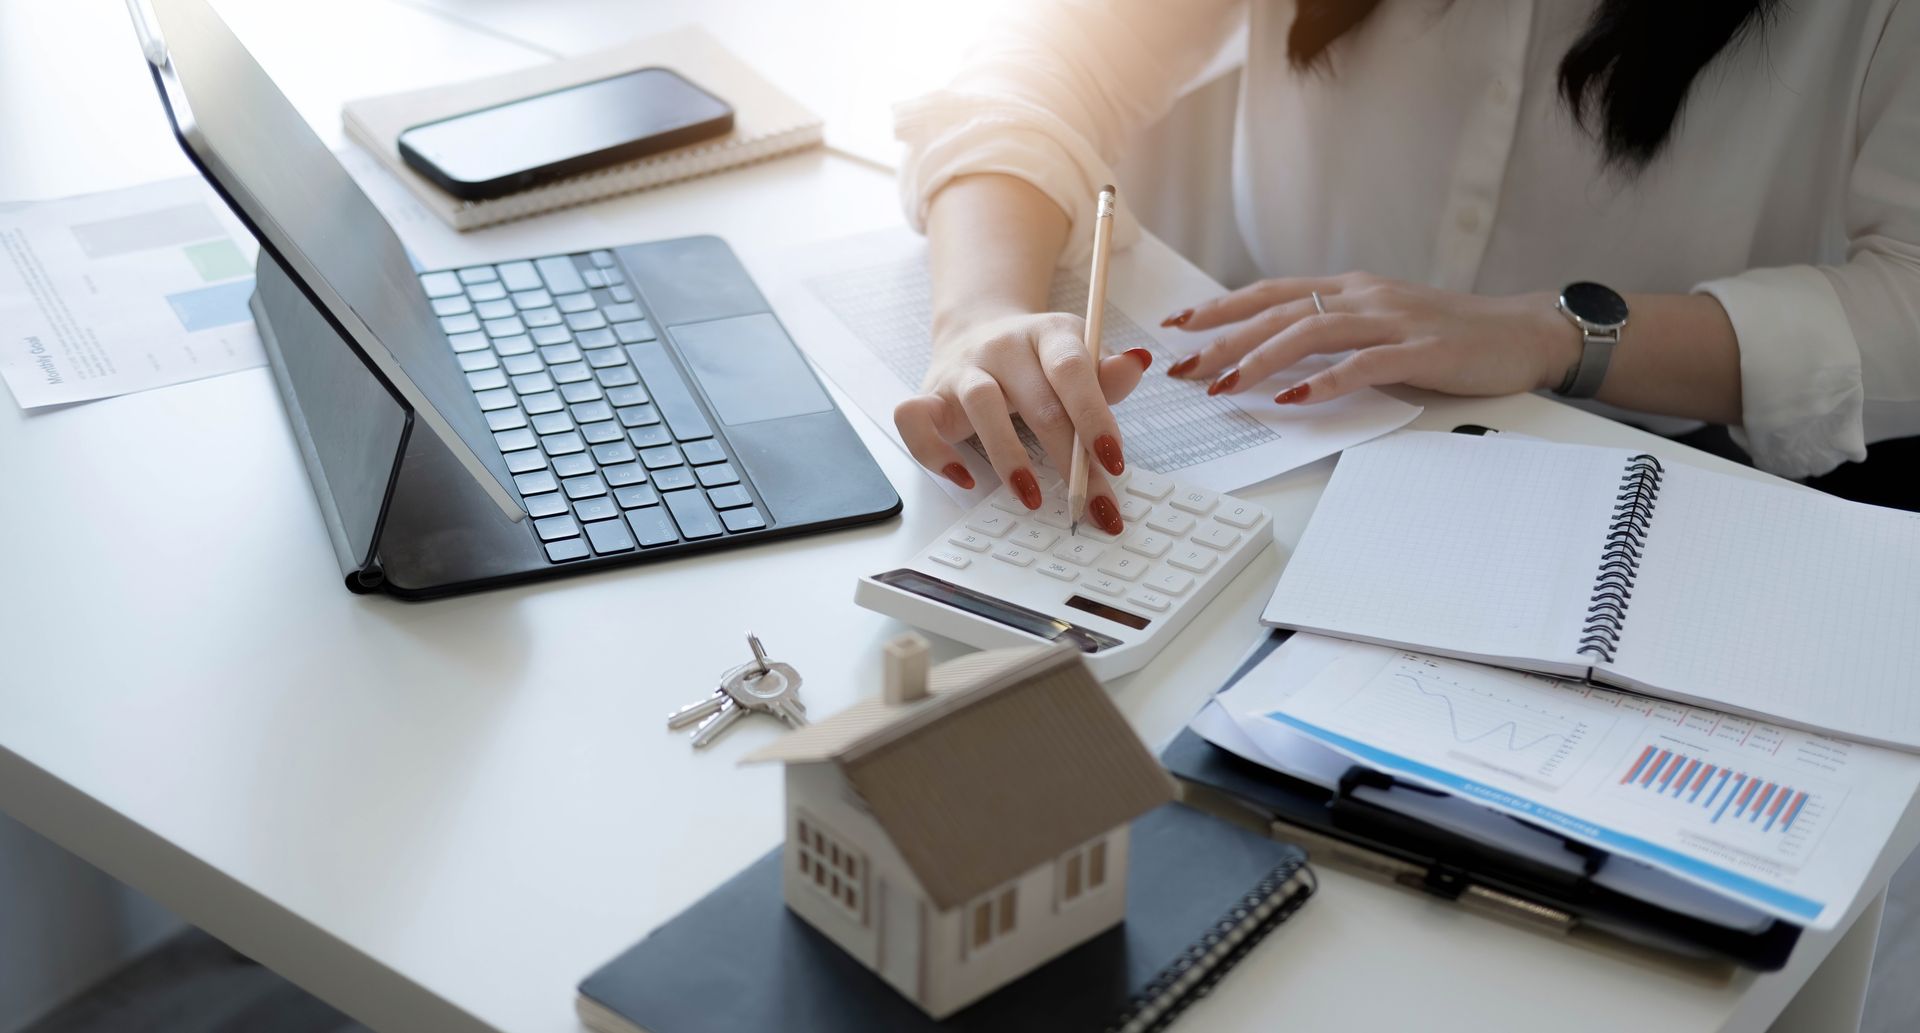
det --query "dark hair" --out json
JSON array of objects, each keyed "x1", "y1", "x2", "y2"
[{"x1": 1287, "y1": 0, "x2": 1784, "y2": 170}]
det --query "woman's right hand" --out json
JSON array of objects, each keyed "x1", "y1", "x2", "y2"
[{"x1": 892, "y1": 309, "x2": 1153, "y2": 536}]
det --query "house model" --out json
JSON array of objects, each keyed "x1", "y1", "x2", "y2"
[{"x1": 741, "y1": 634, "x2": 1175, "y2": 1019}]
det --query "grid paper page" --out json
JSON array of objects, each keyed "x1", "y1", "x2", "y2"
[
  {"x1": 1610, "y1": 466, "x2": 1920, "y2": 750},
  {"x1": 803, "y1": 259, "x2": 1277, "y2": 472},
  {"x1": 1261, "y1": 432, "x2": 1632, "y2": 669}
]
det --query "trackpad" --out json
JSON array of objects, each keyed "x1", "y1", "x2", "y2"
[{"x1": 668, "y1": 313, "x2": 831, "y2": 425}]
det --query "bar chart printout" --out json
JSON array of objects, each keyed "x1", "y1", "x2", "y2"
[{"x1": 1618, "y1": 745, "x2": 1811, "y2": 832}]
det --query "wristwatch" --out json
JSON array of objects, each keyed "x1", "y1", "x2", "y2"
[{"x1": 1553, "y1": 281, "x2": 1629, "y2": 398}]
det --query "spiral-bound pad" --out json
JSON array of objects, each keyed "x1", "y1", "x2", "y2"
[{"x1": 1578, "y1": 454, "x2": 1664, "y2": 663}]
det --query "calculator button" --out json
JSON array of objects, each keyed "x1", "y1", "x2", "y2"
[
  {"x1": 1122, "y1": 531, "x2": 1172, "y2": 558},
  {"x1": 1038, "y1": 560, "x2": 1078, "y2": 582},
  {"x1": 1053, "y1": 540, "x2": 1105, "y2": 566},
  {"x1": 1013, "y1": 526, "x2": 1059, "y2": 551},
  {"x1": 991, "y1": 490, "x2": 1030, "y2": 515},
  {"x1": 1168, "y1": 546, "x2": 1217, "y2": 573},
  {"x1": 1170, "y1": 487, "x2": 1218, "y2": 515},
  {"x1": 993, "y1": 544, "x2": 1036, "y2": 567},
  {"x1": 628, "y1": 506, "x2": 679, "y2": 547},
  {"x1": 1118, "y1": 496, "x2": 1151, "y2": 522},
  {"x1": 929, "y1": 548, "x2": 971, "y2": 570},
  {"x1": 1193, "y1": 522, "x2": 1241, "y2": 551},
  {"x1": 1145, "y1": 507, "x2": 1196, "y2": 536},
  {"x1": 949, "y1": 531, "x2": 992, "y2": 553},
  {"x1": 1031, "y1": 496, "x2": 1074, "y2": 530},
  {"x1": 721, "y1": 506, "x2": 767, "y2": 533},
  {"x1": 966, "y1": 512, "x2": 1015, "y2": 537},
  {"x1": 1096, "y1": 554, "x2": 1148, "y2": 581},
  {"x1": 585, "y1": 517, "x2": 637, "y2": 555},
  {"x1": 1216, "y1": 500, "x2": 1262, "y2": 529},
  {"x1": 1082, "y1": 574, "x2": 1127, "y2": 596},
  {"x1": 1126, "y1": 589, "x2": 1173, "y2": 613},
  {"x1": 1124, "y1": 471, "x2": 1173, "y2": 501},
  {"x1": 1145, "y1": 568, "x2": 1195, "y2": 596}
]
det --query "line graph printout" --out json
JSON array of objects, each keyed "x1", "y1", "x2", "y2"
[
  {"x1": 1240, "y1": 644, "x2": 1920, "y2": 928},
  {"x1": 758, "y1": 228, "x2": 1420, "y2": 502}
]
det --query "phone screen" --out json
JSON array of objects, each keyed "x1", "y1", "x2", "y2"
[{"x1": 401, "y1": 68, "x2": 731, "y2": 185}]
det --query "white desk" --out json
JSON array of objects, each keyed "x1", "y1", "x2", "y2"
[{"x1": 2, "y1": 3, "x2": 1914, "y2": 1032}]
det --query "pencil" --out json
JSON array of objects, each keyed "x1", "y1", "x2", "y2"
[{"x1": 1069, "y1": 184, "x2": 1118, "y2": 536}]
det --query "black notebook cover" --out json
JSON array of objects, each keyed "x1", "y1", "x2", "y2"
[{"x1": 578, "y1": 802, "x2": 1312, "y2": 1033}]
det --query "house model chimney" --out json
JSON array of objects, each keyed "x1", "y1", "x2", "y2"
[{"x1": 882, "y1": 633, "x2": 930, "y2": 705}]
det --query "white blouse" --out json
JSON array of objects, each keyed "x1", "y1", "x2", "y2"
[{"x1": 894, "y1": 0, "x2": 1920, "y2": 478}]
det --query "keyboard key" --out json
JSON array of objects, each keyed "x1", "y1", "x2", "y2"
[
  {"x1": 1012, "y1": 525, "x2": 1058, "y2": 551},
  {"x1": 567, "y1": 310, "x2": 609, "y2": 332},
  {"x1": 475, "y1": 298, "x2": 515, "y2": 320},
  {"x1": 615, "y1": 483, "x2": 659, "y2": 509},
  {"x1": 485, "y1": 408, "x2": 527, "y2": 432},
  {"x1": 928, "y1": 548, "x2": 971, "y2": 570},
  {"x1": 682, "y1": 439, "x2": 726, "y2": 465},
  {"x1": 551, "y1": 362, "x2": 592, "y2": 385},
  {"x1": 1167, "y1": 546, "x2": 1217, "y2": 574},
  {"x1": 1215, "y1": 500, "x2": 1262, "y2": 529},
  {"x1": 993, "y1": 544, "x2": 1037, "y2": 567},
  {"x1": 1095, "y1": 554, "x2": 1148, "y2": 581},
  {"x1": 585, "y1": 348, "x2": 625, "y2": 369},
  {"x1": 440, "y1": 313, "x2": 481, "y2": 334},
  {"x1": 583, "y1": 268, "x2": 608, "y2": 288},
  {"x1": 628, "y1": 424, "x2": 672, "y2": 449},
  {"x1": 545, "y1": 537, "x2": 590, "y2": 563},
  {"x1": 504, "y1": 449, "x2": 547, "y2": 474},
  {"x1": 580, "y1": 420, "x2": 624, "y2": 445},
  {"x1": 523, "y1": 392, "x2": 565, "y2": 416},
  {"x1": 624, "y1": 343, "x2": 715, "y2": 427},
  {"x1": 525, "y1": 492, "x2": 569, "y2": 518},
  {"x1": 533, "y1": 515, "x2": 579, "y2": 542},
  {"x1": 576, "y1": 327, "x2": 616, "y2": 349},
  {"x1": 1122, "y1": 531, "x2": 1173, "y2": 558},
  {"x1": 498, "y1": 260, "x2": 541, "y2": 292},
  {"x1": 492, "y1": 334, "x2": 534, "y2": 356},
  {"x1": 663, "y1": 488, "x2": 724, "y2": 539},
  {"x1": 1145, "y1": 568, "x2": 1195, "y2": 596},
  {"x1": 535, "y1": 255, "x2": 586, "y2": 295},
  {"x1": 640, "y1": 444, "x2": 683, "y2": 469},
  {"x1": 721, "y1": 506, "x2": 767, "y2": 533},
  {"x1": 651, "y1": 466, "x2": 696, "y2": 491},
  {"x1": 551, "y1": 454, "x2": 594, "y2": 479},
  {"x1": 1145, "y1": 508, "x2": 1195, "y2": 536},
  {"x1": 1054, "y1": 540, "x2": 1105, "y2": 566},
  {"x1": 447, "y1": 331, "x2": 489, "y2": 354},
  {"x1": 468, "y1": 369, "x2": 509, "y2": 392},
  {"x1": 562, "y1": 473, "x2": 607, "y2": 500},
  {"x1": 420, "y1": 271, "x2": 462, "y2": 297},
  {"x1": 515, "y1": 470, "x2": 558, "y2": 496},
  {"x1": 494, "y1": 427, "x2": 536, "y2": 452},
  {"x1": 432, "y1": 295, "x2": 472, "y2": 316},
  {"x1": 502, "y1": 353, "x2": 543, "y2": 376},
  {"x1": 475, "y1": 388, "x2": 517, "y2": 412},
  {"x1": 458, "y1": 350, "x2": 499, "y2": 373},
  {"x1": 1126, "y1": 589, "x2": 1173, "y2": 613},
  {"x1": 590, "y1": 250, "x2": 615, "y2": 268},
  {"x1": 540, "y1": 430, "x2": 585, "y2": 456},
  {"x1": 613, "y1": 319, "x2": 657, "y2": 343},
  {"x1": 1192, "y1": 522, "x2": 1241, "y2": 551},
  {"x1": 457, "y1": 265, "x2": 498, "y2": 285},
  {"x1": 707, "y1": 485, "x2": 753, "y2": 510},
  {"x1": 560, "y1": 381, "x2": 603, "y2": 404},
  {"x1": 603, "y1": 462, "x2": 647, "y2": 487},
  {"x1": 511, "y1": 288, "x2": 552, "y2": 310},
  {"x1": 1038, "y1": 559, "x2": 1078, "y2": 582},
  {"x1": 585, "y1": 516, "x2": 636, "y2": 554},
  {"x1": 539, "y1": 343, "x2": 582, "y2": 365},
  {"x1": 555, "y1": 292, "x2": 596, "y2": 313},
  {"x1": 617, "y1": 404, "x2": 660, "y2": 428},
  {"x1": 1125, "y1": 471, "x2": 1174, "y2": 501},
  {"x1": 597, "y1": 365, "x2": 639, "y2": 387},
  {"x1": 966, "y1": 511, "x2": 1015, "y2": 537},
  {"x1": 602, "y1": 301, "x2": 643, "y2": 323},
  {"x1": 571, "y1": 400, "x2": 614, "y2": 424},
  {"x1": 696, "y1": 462, "x2": 740, "y2": 488},
  {"x1": 511, "y1": 372, "x2": 554, "y2": 395},
  {"x1": 531, "y1": 325, "x2": 571, "y2": 346},
  {"x1": 1082, "y1": 573, "x2": 1127, "y2": 596},
  {"x1": 627, "y1": 505, "x2": 679, "y2": 546},
  {"x1": 1118, "y1": 496, "x2": 1151, "y2": 522},
  {"x1": 522, "y1": 307, "x2": 563, "y2": 328},
  {"x1": 610, "y1": 284, "x2": 635, "y2": 303},
  {"x1": 607, "y1": 385, "x2": 650, "y2": 407},
  {"x1": 531, "y1": 412, "x2": 573, "y2": 436},
  {"x1": 949, "y1": 531, "x2": 992, "y2": 553},
  {"x1": 600, "y1": 264, "x2": 623, "y2": 284},
  {"x1": 466, "y1": 280, "x2": 506, "y2": 302},
  {"x1": 592, "y1": 441, "x2": 637, "y2": 466},
  {"x1": 1169, "y1": 487, "x2": 1218, "y2": 515}
]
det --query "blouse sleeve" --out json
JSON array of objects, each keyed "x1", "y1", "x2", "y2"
[
  {"x1": 893, "y1": 0, "x2": 1243, "y2": 269},
  {"x1": 1695, "y1": 0, "x2": 1920, "y2": 478}
]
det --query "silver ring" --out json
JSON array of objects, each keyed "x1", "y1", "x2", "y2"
[{"x1": 1311, "y1": 290, "x2": 1327, "y2": 316}]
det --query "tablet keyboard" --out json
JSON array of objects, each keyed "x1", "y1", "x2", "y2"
[{"x1": 420, "y1": 250, "x2": 767, "y2": 563}]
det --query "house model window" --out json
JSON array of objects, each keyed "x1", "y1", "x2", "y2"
[
  {"x1": 966, "y1": 886, "x2": 1016, "y2": 954},
  {"x1": 795, "y1": 813, "x2": 864, "y2": 923},
  {"x1": 1058, "y1": 838, "x2": 1109, "y2": 907}
]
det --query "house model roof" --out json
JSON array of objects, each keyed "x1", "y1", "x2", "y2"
[{"x1": 742, "y1": 641, "x2": 1175, "y2": 910}]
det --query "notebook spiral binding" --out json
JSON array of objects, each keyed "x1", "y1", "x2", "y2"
[
  {"x1": 1578, "y1": 453, "x2": 1666, "y2": 664},
  {"x1": 1106, "y1": 859, "x2": 1317, "y2": 1033}
]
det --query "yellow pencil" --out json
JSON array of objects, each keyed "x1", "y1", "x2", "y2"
[{"x1": 1068, "y1": 184, "x2": 1118, "y2": 536}]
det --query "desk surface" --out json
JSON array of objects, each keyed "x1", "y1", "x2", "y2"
[{"x1": 3, "y1": 3, "x2": 1915, "y2": 1033}]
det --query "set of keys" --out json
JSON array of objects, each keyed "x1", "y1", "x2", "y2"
[{"x1": 667, "y1": 632, "x2": 809, "y2": 747}]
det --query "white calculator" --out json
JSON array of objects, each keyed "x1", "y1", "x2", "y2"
[{"x1": 855, "y1": 468, "x2": 1272, "y2": 680}]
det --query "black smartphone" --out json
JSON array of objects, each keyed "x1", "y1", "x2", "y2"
[{"x1": 397, "y1": 67, "x2": 734, "y2": 201}]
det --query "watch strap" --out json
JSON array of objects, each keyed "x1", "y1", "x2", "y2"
[{"x1": 1556, "y1": 327, "x2": 1616, "y2": 398}]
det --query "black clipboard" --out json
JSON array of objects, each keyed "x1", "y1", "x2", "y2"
[{"x1": 1160, "y1": 629, "x2": 1803, "y2": 971}]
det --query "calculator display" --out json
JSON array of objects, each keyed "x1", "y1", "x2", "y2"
[{"x1": 873, "y1": 569, "x2": 1125, "y2": 652}]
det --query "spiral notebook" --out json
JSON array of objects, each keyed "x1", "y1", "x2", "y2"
[
  {"x1": 576, "y1": 803, "x2": 1313, "y2": 1033},
  {"x1": 1262, "y1": 431, "x2": 1920, "y2": 751},
  {"x1": 341, "y1": 27, "x2": 823, "y2": 230}
]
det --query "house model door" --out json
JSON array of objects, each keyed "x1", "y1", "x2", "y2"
[{"x1": 879, "y1": 877, "x2": 922, "y2": 996}]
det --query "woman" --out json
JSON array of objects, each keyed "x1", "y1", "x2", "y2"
[{"x1": 891, "y1": 0, "x2": 1920, "y2": 532}]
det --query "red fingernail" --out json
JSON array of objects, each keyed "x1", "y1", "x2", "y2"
[
  {"x1": 1159, "y1": 308, "x2": 1193, "y2": 328},
  {"x1": 1274, "y1": 383, "x2": 1311, "y2": 404},
  {"x1": 942, "y1": 462, "x2": 975, "y2": 490},
  {"x1": 1166, "y1": 353, "x2": 1200, "y2": 378},
  {"x1": 1011, "y1": 468, "x2": 1043, "y2": 510},
  {"x1": 1090, "y1": 495, "x2": 1123, "y2": 535},
  {"x1": 1207, "y1": 368, "x2": 1240, "y2": 396},
  {"x1": 1124, "y1": 347, "x2": 1153, "y2": 371},
  {"x1": 1094, "y1": 434, "x2": 1124, "y2": 476}
]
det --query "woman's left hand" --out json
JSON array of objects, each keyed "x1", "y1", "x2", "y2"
[{"x1": 1158, "y1": 272, "x2": 1580, "y2": 405}]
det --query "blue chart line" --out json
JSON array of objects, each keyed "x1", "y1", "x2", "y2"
[
  {"x1": 1392, "y1": 673, "x2": 1574, "y2": 753},
  {"x1": 1618, "y1": 744, "x2": 1811, "y2": 834}
]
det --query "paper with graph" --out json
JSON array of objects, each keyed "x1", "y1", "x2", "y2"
[
  {"x1": 1, "y1": 176, "x2": 263, "y2": 411},
  {"x1": 1237, "y1": 642, "x2": 1920, "y2": 929},
  {"x1": 759, "y1": 227, "x2": 1420, "y2": 502}
]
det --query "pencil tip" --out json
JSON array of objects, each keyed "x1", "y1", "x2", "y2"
[{"x1": 1070, "y1": 520, "x2": 1079, "y2": 536}]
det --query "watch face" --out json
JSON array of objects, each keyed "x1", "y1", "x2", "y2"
[{"x1": 1561, "y1": 281, "x2": 1629, "y2": 328}]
